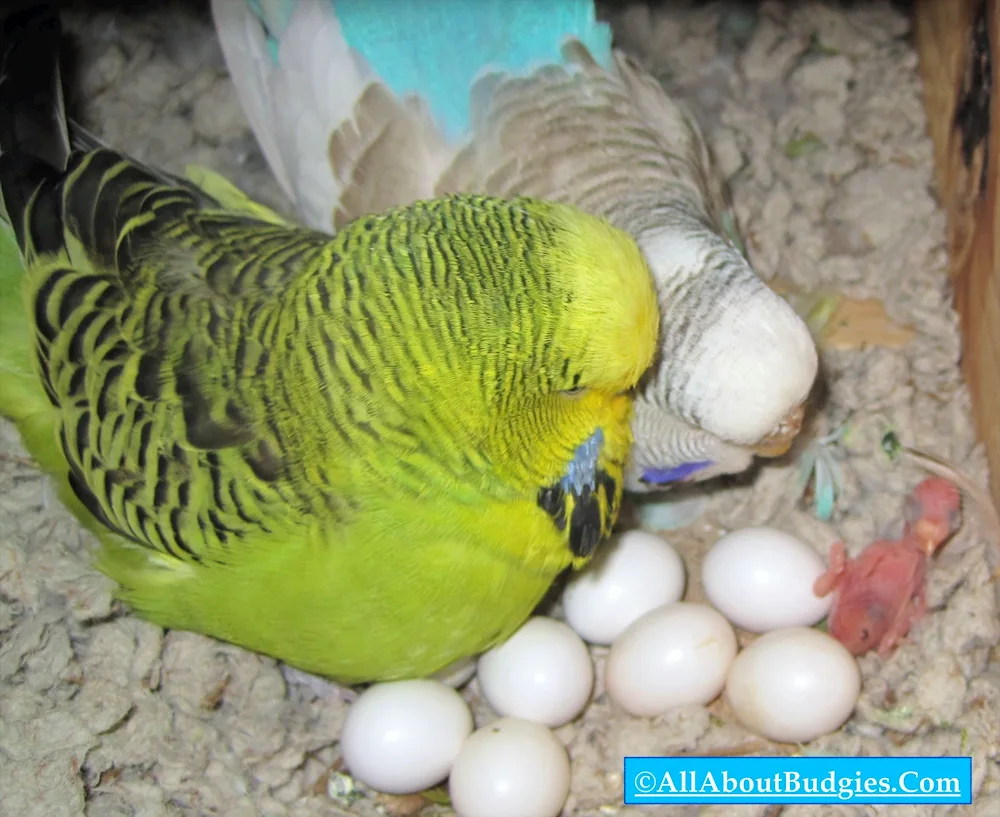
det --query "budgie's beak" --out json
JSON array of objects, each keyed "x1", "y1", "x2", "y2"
[
  {"x1": 902, "y1": 477, "x2": 963, "y2": 556},
  {"x1": 912, "y1": 518, "x2": 950, "y2": 556},
  {"x1": 911, "y1": 513, "x2": 961, "y2": 557},
  {"x1": 749, "y1": 404, "x2": 806, "y2": 458}
]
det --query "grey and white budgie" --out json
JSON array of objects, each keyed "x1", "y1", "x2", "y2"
[{"x1": 210, "y1": 0, "x2": 818, "y2": 492}]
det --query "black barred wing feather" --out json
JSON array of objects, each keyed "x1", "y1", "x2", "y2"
[{"x1": 20, "y1": 147, "x2": 333, "y2": 565}]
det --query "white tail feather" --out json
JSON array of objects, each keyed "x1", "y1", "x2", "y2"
[
  {"x1": 211, "y1": 0, "x2": 375, "y2": 231},
  {"x1": 211, "y1": 0, "x2": 294, "y2": 197}
]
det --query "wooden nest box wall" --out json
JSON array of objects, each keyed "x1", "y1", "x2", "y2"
[{"x1": 915, "y1": 0, "x2": 1000, "y2": 512}]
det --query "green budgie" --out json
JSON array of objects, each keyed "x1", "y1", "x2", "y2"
[
  {"x1": 0, "y1": 5, "x2": 658, "y2": 682},
  {"x1": 211, "y1": 0, "x2": 819, "y2": 492}
]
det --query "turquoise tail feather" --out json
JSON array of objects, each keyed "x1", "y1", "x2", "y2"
[{"x1": 250, "y1": 0, "x2": 613, "y2": 141}]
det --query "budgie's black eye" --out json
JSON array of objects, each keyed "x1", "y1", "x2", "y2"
[{"x1": 560, "y1": 370, "x2": 585, "y2": 397}]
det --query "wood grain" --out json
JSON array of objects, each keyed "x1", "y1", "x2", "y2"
[{"x1": 914, "y1": 0, "x2": 1000, "y2": 512}]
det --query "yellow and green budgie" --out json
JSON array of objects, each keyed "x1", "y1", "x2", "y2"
[{"x1": 0, "y1": 6, "x2": 658, "y2": 682}]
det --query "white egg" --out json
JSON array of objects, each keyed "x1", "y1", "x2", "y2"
[
  {"x1": 340, "y1": 679, "x2": 473, "y2": 794},
  {"x1": 562, "y1": 530, "x2": 686, "y2": 645},
  {"x1": 725, "y1": 627, "x2": 861, "y2": 743},
  {"x1": 476, "y1": 616, "x2": 593, "y2": 728},
  {"x1": 449, "y1": 717, "x2": 570, "y2": 817},
  {"x1": 605, "y1": 602, "x2": 737, "y2": 717},
  {"x1": 702, "y1": 526, "x2": 833, "y2": 632}
]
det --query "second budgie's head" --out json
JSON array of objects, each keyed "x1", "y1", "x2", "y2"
[
  {"x1": 624, "y1": 227, "x2": 819, "y2": 492},
  {"x1": 320, "y1": 195, "x2": 657, "y2": 563}
]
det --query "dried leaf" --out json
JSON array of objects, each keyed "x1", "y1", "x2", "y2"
[
  {"x1": 770, "y1": 281, "x2": 913, "y2": 350},
  {"x1": 820, "y1": 297, "x2": 915, "y2": 349}
]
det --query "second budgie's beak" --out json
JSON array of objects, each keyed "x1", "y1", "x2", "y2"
[
  {"x1": 749, "y1": 404, "x2": 806, "y2": 458},
  {"x1": 626, "y1": 402, "x2": 808, "y2": 493}
]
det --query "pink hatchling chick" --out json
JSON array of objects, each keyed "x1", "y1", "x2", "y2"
[{"x1": 812, "y1": 477, "x2": 962, "y2": 657}]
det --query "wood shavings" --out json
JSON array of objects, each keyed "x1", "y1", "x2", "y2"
[{"x1": 668, "y1": 739, "x2": 792, "y2": 757}]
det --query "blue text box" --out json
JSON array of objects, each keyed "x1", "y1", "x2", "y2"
[{"x1": 623, "y1": 756, "x2": 973, "y2": 805}]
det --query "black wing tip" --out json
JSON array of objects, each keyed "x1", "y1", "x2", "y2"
[
  {"x1": 0, "y1": 1, "x2": 69, "y2": 170},
  {"x1": 0, "y1": 150, "x2": 59, "y2": 248}
]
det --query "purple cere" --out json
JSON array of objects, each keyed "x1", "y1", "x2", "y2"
[{"x1": 642, "y1": 461, "x2": 714, "y2": 485}]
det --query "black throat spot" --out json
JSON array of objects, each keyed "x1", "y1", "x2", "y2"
[{"x1": 536, "y1": 468, "x2": 619, "y2": 559}]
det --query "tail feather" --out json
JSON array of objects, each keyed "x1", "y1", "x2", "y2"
[
  {"x1": 211, "y1": 0, "x2": 373, "y2": 230},
  {"x1": 211, "y1": 0, "x2": 298, "y2": 199}
]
